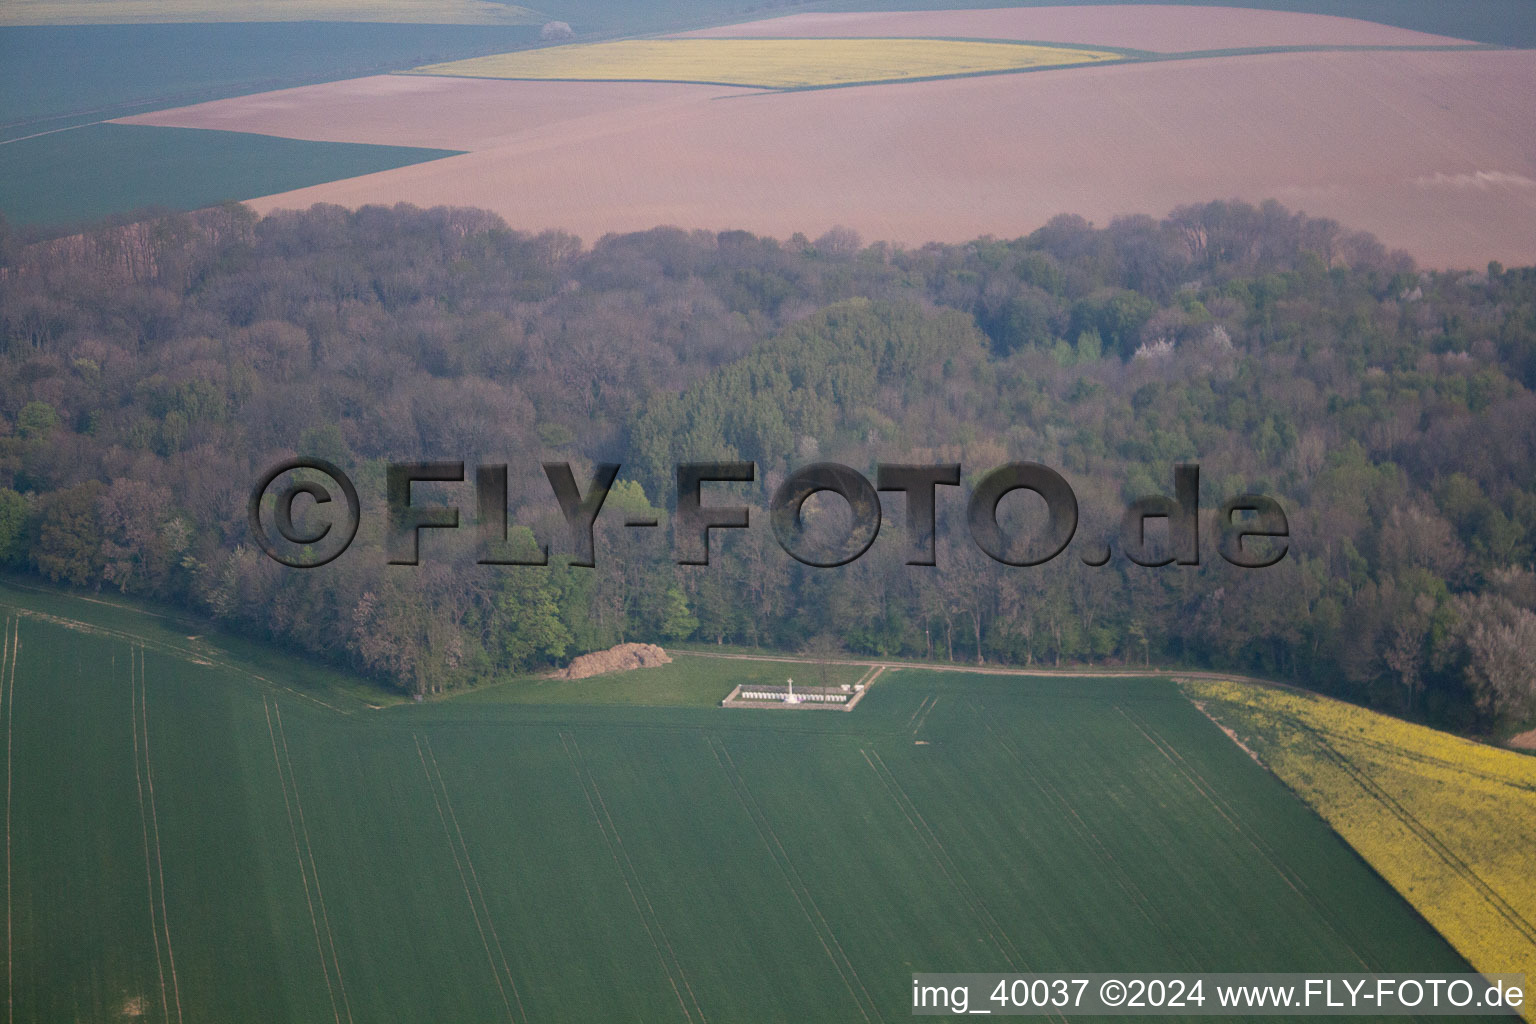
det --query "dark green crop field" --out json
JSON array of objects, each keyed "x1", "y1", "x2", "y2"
[
  {"x1": 0, "y1": 123, "x2": 459, "y2": 228},
  {"x1": 0, "y1": 583, "x2": 1474, "y2": 1022},
  {"x1": 0, "y1": 23, "x2": 540, "y2": 143}
]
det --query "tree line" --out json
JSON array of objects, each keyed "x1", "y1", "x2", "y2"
[{"x1": 0, "y1": 199, "x2": 1533, "y2": 733}]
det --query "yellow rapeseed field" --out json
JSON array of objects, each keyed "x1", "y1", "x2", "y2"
[
  {"x1": 0, "y1": 0, "x2": 539, "y2": 24},
  {"x1": 406, "y1": 38, "x2": 1123, "y2": 89},
  {"x1": 1186, "y1": 678, "x2": 1536, "y2": 1021}
]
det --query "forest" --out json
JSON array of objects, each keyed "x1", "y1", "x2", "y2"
[{"x1": 0, "y1": 199, "x2": 1533, "y2": 733}]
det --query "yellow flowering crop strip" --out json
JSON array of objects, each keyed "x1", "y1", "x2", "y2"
[
  {"x1": 1186, "y1": 678, "x2": 1536, "y2": 1021},
  {"x1": 405, "y1": 38, "x2": 1123, "y2": 90}
]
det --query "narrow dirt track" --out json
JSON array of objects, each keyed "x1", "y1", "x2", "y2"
[{"x1": 674, "y1": 647, "x2": 1275, "y2": 687}]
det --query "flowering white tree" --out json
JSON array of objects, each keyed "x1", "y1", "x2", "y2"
[{"x1": 1454, "y1": 592, "x2": 1536, "y2": 722}]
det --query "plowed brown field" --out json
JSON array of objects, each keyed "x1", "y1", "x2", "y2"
[{"x1": 117, "y1": 10, "x2": 1534, "y2": 268}]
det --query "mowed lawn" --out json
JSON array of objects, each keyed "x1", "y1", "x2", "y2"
[
  {"x1": 407, "y1": 38, "x2": 1123, "y2": 89},
  {"x1": 0, "y1": 591, "x2": 1475, "y2": 1022}
]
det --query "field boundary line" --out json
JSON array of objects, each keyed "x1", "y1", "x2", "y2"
[
  {"x1": 560, "y1": 731, "x2": 704, "y2": 1024},
  {"x1": 421, "y1": 737, "x2": 528, "y2": 1024},
  {"x1": 273, "y1": 704, "x2": 354, "y2": 1024},
  {"x1": 678, "y1": 650, "x2": 1393, "y2": 703},
  {"x1": 413, "y1": 735, "x2": 520, "y2": 1024},
  {"x1": 859, "y1": 747, "x2": 1028, "y2": 975},
  {"x1": 966, "y1": 700, "x2": 1184, "y2": 967},
  {"x1": 263, "y1": 699, "x2": 343, "y2": 1024},
  {"x1": 129, "y1": 648, "x2": 171, "y2": 1024},
  {"x1": 1116, "y1": 705, "x2": 1258, "y2": 834},
  {"x1": 0, "y1": 120, "x2": 105, "y2": 147},
  {"x1": 1115, "y1": 704, "x2": 1372, "y2": 970},
  {"x1": 708, "y1": 736, "x2": 880, "y2": 1024}
]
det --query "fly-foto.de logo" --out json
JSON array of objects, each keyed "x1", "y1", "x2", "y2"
[{"x1": 249, "y1": 459, "x2": 1288, "y2": 571}]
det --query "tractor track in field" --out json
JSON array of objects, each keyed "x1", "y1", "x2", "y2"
[
  {"x1": 965, "y1": 698, "x2": 1192, "y2": 972},
  {"x1": 3, "y1": 588, "x2": 1518, "y2": 1018},
  {"x1": 709, "y1": 735, "x2": 881, "y2": 1024},
  {"x1": 272, "y1": 701, "x2": 354, "y2": 1024},
  {"x1": 414, "y1": 734, "x2": 526, "y2": 1024},
  {"x1": 561, "y1": 731, "x2": 707, "y2": 1024},
  {"x1": 1307, "y1": 727, "x2": 1536, "y2": 793},
  {"x1": 1291, "y1": 718, "x2": 1536, "y2": 949},
  {"x1": 1195, "y1": 696, "x2": 1536, "y2": 952},
  {"x1": 1, "y1": 617, "x2": 14, "y2": 1024},
  {"x1": 859, "y1": 746, "x2": 1033, "y2": 977},
  {"x1": 1114, "y1": 703, "x2": 1374, "y2": 971},
  {"x1": 265, "y1": 698, "x2": 351, "y2": 1024},
  {"x1": 131, "y1": 646, "x2": 184, "y2": 1024}
]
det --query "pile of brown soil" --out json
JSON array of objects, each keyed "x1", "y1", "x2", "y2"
[{"x1": 557, "y1": 642, "x2": 671, "y2": 680}]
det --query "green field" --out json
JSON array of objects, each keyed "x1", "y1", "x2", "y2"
[
  {"x1": 0, "y1": 123, "x2": 459, "y2": 228},
  {"x1": 0, "y1": 583, "x2": 1477, "y2": 1022},
  {"x1": 0, "y1": 0, "x2": 538, "y2": 25},
  {"x1": 0, "y1": 23, "x2": 541, "y2": 144}
]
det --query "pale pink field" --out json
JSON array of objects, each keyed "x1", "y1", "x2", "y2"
[
  {"x1": 178, "y1": 49, "x2": 1536, "y2": 269},
  {"x1": 117, "y1": 76, "x2": 759, "y2": 151},
  {"x1": 118, "y1": 6, "x2": 1534, "y2": 270},
  {"x1": 671, "y1": 5, "x2": 1472, "y2": 52}
]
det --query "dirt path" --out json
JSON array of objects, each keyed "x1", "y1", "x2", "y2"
[
  {"x1": 682, "y1": 650, "x2": 1536, "y2": 762},
  {"x1": 674, "y1": 647, "x2": 1274, "y2": 687}
]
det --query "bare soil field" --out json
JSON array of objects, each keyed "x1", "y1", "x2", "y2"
[
  {"x1": 118, "y1": 75, "x2": 758, "y2": 151},
  {"x1": 672, "y1": 5, "x2": 1473, "y2": 52},
  {"x1": 141, "y1": 46, "x2": 1533, "y2": 269},
  {"x1": 116, "y1": 5, "x2": 1533, "y2": 269}
]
